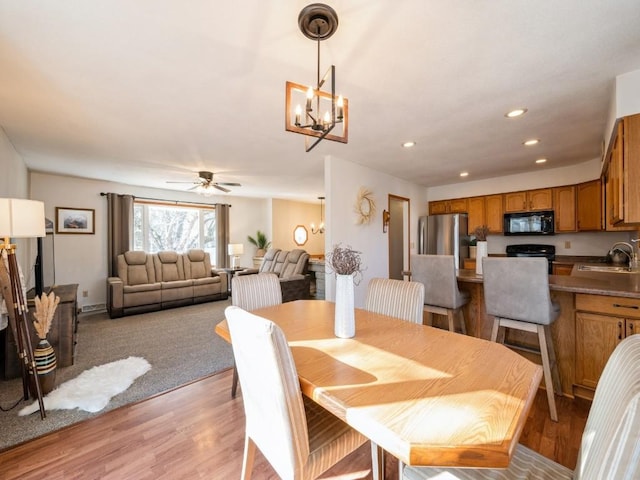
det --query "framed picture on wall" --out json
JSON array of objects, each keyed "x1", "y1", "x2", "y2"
[{"x1": 55, "y1": 207, "x2": 95, "y2": 234}]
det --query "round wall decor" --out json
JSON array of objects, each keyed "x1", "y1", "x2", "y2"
[{"x1": 355, "y1": 187, "x2": 376, "y2": 225}]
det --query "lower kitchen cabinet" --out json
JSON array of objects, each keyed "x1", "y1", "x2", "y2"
[{"x1": 575, "y1": 294, "x2": 640, "y2": 396}]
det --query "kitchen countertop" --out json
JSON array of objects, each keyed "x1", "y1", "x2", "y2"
[
  {"x1": 457, "y1": 267, "x2": 640, "y2": 299},
  {"x1": 552, "y1": 255, "x2": 607, "y2": 265}
]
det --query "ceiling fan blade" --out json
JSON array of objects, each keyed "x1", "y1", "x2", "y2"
[
  {"x1": 213, "y1": 184, "x2": 231, "y2": 193},
  {"x1": 166, "y1": 181, "x2": 199, "y2": 184},
  {"x1": 216, "y1": 182, "x2": 242, "y2": 187}
]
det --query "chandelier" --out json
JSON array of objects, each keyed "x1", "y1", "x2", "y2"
[
  {"x1": 311, "y1": 196, "x2": 325, "y2": 234},
  {"x1": 285, "y1": 3, "x2": 349, "y2": 152}
]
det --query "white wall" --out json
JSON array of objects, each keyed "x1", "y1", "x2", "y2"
[
  {"x1": 603, "y1": 68, "x2": 640, "y2": 169},
  {"x1": 272, "y1": 198, "x2": 325, "y2": 256},
  {"x1": 30, "y1": 171, "x2": 271, "y2": 311},
  {"x1": 325, "y1": 156, "x2": 429, "y2": 308},
  {"x1": 427, "y1": 159, "x2": 601, "y2": 200},
  {"x1": 0, "y1": 128, "x2": 33, "y2": 286}
]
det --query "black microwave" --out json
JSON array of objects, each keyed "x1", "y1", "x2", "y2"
[{"x1": 503, "y1": 210, "x2": 554, "y2": 236}]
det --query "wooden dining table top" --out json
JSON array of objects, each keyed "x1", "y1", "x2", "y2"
[{"x1": 215, "y1": 300, "x2": 543, "y2": 468}]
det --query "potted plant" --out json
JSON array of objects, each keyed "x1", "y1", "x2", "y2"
[
  {"x1": 473, "y1": 225, "x2": 490, "y2": 275},
  {"x1": 469, "y1": 237, "x2": 477, "y2": 259},
  {"x1": 325, "y1": 244, "x2": 365, "y2": 338},
  {"x1": 247, "y1": 230, "x2": 271, "y2": 257}
]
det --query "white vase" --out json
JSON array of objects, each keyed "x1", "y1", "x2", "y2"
[
  {"x1": 334, "y1": 273, "x2": 355, "y2": 338},
  {"x1": 476, "y1": 241, "x2": 488, "y2": 275}
]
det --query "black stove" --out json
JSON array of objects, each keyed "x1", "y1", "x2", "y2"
[{"x1": 506, "y1": 244, "x2": 556, "y2": 273}]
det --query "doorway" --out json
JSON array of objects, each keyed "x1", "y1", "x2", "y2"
[{"x1": 388, "y1": 194, "x2": 410, "y2": 280}]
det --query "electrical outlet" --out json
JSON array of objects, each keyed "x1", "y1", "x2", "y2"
[
  {"x1": 82, "y1": 290, "x2": 89, "y2": 298},
  {"x1": 564, "y1": 241, "x2": 571, "y2": 249}
]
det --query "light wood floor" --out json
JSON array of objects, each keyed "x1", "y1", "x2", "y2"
[{"x1": 0, "y1": 368, "x2": 591, "y2": 480}]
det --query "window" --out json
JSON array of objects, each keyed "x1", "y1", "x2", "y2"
[{"x1": 133, "y1": 201, "x2": 217, "y2": 259}]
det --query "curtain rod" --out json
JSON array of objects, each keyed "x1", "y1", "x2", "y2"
[{"x1": 100, "y1": 192, "x2": 231, "y2": 207}]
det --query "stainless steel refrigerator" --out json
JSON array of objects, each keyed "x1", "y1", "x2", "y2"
[{"x1": 417, "y1": 214, "x2": 469, "y2": 269}]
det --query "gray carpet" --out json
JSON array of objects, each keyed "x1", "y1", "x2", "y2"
[{"x1": 0, "y1": 299, "x2": 234, "y2": 450}]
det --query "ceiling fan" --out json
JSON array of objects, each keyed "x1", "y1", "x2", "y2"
[{"x1": 166, "y1": 171, "x2": 241, "y2": 194}]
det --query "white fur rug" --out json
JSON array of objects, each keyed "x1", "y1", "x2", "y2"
[{"x1": 19, "y1": 356, "x2": 151, "y2": 416}]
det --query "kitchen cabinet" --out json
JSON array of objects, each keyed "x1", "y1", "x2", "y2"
[
  {"x1": 575, "y1": 294, "x2": 640, "y2": 391},
  {"x1": 466, "y1": 194, "x2": 503, "y2": 235},
  {"x1": 485, "y1": 194, "x2": 503, "y2": 233},
  {"x1": 466, "y1": 196, "x2": 484, "y2": 235},
  {"x1": 603, "y1": 114, "x2": 640, "y2": 228},
  {"x1": 504, "y1": 188, "x2": 553, "y2": 212},
  {"x1": 576, "y1": 180, "x2": 602, "y2": 231},
  {"x1": 428, "y1": 198, "x2": 467, "y2": 215},
  {"x1": 553, "y1": 185, "x2": 576, "y2": 232}
]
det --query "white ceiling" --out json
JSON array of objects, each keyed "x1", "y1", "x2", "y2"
[{"x1": 1, "y1": 1, "x2": 640, "y2": 202}]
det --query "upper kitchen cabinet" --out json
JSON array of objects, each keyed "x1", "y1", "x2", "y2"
[
  {"x1": 503, "y1": 188, "x2": 553, "y2": 212},
  {"x1": 456, "y1": 195, "x2": 504, "y2": 235},
  {"x1": 485, "y1": 194, "x2": 503, "y2": 233},
  {"x1": 429, "y1": 198, "x2": 468, "y2": 215},
  {"x1": 576, "y1": 180, "x2": 602, "y2": 231},
  {"x1": 603, "y1": 114, "x2": 640, "y2": 228},
  {"x1": 553, "y1": 185, "x2": 576, "y2": 232}
]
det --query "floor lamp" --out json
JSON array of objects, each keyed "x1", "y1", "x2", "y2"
[{"x1": 0, "y1": 198, "x2": 47, "y2": 419}]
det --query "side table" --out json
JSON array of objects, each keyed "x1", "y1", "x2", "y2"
[
  {"x1": 221, "y1": 267, "x2": 246, "y2": 295},
  {"x1": 2, "y1": 284, "x2": 78, "y2": 379}
]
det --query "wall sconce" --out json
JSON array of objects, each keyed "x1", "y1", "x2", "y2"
[{"x1": 382, "y1": 209, "x2": 390, "y2": 233}]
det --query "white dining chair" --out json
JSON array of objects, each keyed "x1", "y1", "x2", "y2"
[
  {"x1": 364, "y1": 277, "x2": 425, "y2": 324},
  {"x1": 225, "y1": 305, "x2": 368, "y2": 479},
  {"x1": 229, "y1": 273, "x2": 282, "y2": 397},
  {"x1": 364, "y1": 276, "x2": 425, "y2": 477},
  {"x1": 402, "y1": 333, "x2": 640, "y2": 479}
]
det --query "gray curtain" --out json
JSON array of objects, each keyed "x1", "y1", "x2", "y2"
[
  {"x1": 215, "y1": 203, "x2": 229, "y2": 268},
  {"x1": 107, "y1": 193, "x2": 134, "y2": 276}
]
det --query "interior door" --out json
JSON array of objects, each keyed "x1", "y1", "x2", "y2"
[{"x1": 388, "y1": 194, "x2": 410, "y2": 280}]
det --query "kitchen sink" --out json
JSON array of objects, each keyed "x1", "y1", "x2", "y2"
[{"x1": 577, "y1": 264, "x2": 635, "y2": 273}]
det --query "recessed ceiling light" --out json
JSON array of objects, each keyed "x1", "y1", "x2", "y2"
[
  {"x1": 460, "y1": 172, "x2": 469, "y2": 177},
  {"x1": 402, "y1": 141, "x2": 416, "y2": 148},
  {"x1": 505, "y1": 108, "x2": 528, "y2": 118},
  {"x1": 523, "y1": 139, "x2": 540, "y2": 146},
  {"x1": 535, "y1": 158, "x2": 547, "y2": 164}
]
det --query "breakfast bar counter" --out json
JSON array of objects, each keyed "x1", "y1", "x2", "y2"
[{"x1": 455, "y1": 268, "x2": 640, "y2": 400}]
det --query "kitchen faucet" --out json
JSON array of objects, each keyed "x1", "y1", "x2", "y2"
[{"x1": 608, "y1": 242, "x2": 634, "y2": 264}]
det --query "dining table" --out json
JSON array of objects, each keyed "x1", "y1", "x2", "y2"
[{"x1": 215, "y1": 300, "x2": 543, "y2": 476}]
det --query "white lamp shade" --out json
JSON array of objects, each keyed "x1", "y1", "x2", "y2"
[
  {"x1": 228, "y1": 243, "x2": 244, "y2": 256},
  {"x1": 0, "y1": 198, "x2": 46, "y2": 238}
]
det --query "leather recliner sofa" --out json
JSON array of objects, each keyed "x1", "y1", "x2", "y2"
[
  {"x1": 107, "y1": 249, "x2": 228, "y2": 318},
  {"x1": 235, "y1": 248, "x2": 310, "y2": 302}
]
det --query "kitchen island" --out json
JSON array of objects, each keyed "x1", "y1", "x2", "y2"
[{"x1": 455, "y1": 267, "x2": 640, "y2": 400}]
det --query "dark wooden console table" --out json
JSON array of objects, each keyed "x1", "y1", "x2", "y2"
[{"x1": 2, "y1": 284, "x2": 78, "y2": 379}]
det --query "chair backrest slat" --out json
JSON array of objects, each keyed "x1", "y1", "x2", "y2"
[
  {"x1": 226, "y1": 306, "x2": 309, "y2": 478},
  {"x1": 364, "y1": 278, "x2": 424, "y2": 324},
  {"x1": 232, "y1": 273, "x2": 282, "y2": 311},
  {"x1": 575, "y1": 334, "x2": 640, "y2": 479}
]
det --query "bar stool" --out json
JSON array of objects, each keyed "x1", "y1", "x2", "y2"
[
  {"x1": 410, "y1": 254, "x2": 468, "y2": 334},
  {"x1": 482, "y1": 257, "x2": 562, "y2": 422}
]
